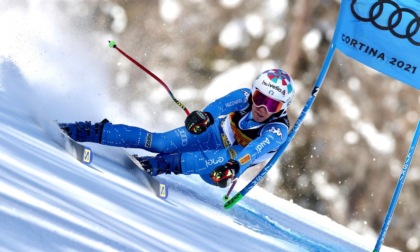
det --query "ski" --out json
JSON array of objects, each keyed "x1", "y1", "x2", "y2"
[
  {"x1": 54, "y1": 123, "x2": 167, "y2": 199},
  {"x1": 58, "y1": 128, "x2": 93, "y2": 165},
  {"x1": 122, "y1": 151, "x2": 168, "y2": 200}
]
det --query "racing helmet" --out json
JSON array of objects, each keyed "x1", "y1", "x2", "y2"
[{"x1": 251, "y1": 69, "x2": 295, "y2": 113}]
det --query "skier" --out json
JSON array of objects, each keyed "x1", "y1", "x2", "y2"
[{"x1": 59, "y1": 69, "x2": 295, "y2": 188}]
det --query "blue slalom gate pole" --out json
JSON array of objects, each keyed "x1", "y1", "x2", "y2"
[
  {"x1": 373, "y1": 120, "x2": 420, "y2": 252},
  {"x1": 224, "y1": 42, "x2": 337, "y2": 209}
]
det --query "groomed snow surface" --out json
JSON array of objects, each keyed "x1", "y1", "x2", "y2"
[{"x1": 0, "y1": 60, "x2": 399, "y2": 252}]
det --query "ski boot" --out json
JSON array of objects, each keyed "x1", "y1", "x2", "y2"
[
  {"x1": 136, "y1": 153, "x2": 182, "y2": 176},
  {"x1": 59, "y1": 119, "x2": 109, "y2": 143}
]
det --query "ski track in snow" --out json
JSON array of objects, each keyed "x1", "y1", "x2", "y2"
[{"x1": 0, "y1": 60, "x2": 400, "y2": 251}]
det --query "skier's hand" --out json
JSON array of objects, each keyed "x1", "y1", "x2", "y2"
[
  {"x1": 210, "y1": 159, "x2": 239, "y2": 188},
  {"x1": 185, "y1": 111, "x2": 214, "y2": 134}
]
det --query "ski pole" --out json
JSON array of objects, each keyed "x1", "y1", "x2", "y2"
[
  {"x1": 108, "y1": 40, "x2": 190, "y2": 116},
  {"x1": 224, "y1": 178, "x2": 238, "y2": 201}
]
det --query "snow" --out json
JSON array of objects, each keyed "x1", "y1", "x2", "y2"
[
  {"x1": 0, "y1": 56, "x2": 400, "y2": 252},
  {"x1": 159, "y1": 0, "x2": 182, "y2": 23},
  {"x1": 0, "y1": 2, "x2": 400, "y2": 251},
  {"x1": 219, "y1": 19, "x2": 247, "y2": 50}
]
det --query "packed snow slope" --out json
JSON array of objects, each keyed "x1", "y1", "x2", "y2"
[{"x1": 0, "y1": 60, "x2": 398, "y2": 252}]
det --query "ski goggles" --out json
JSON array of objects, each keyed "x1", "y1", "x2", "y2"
[{"x1": 252, "y1": 89, "x2": 283, "y2": 113}]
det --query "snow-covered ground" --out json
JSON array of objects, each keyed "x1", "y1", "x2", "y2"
[
  {"x1": 0, "y1": 1, "x2": 401, "y2": 251},
  {"x1": 0, "y1": 59, "x2": 399, "y2": 252}
]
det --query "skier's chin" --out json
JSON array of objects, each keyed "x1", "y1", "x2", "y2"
[{"x1": 253, "y1": 113, "x2": 265, "y2": 122}]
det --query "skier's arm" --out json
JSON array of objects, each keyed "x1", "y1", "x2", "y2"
[
  {"x1": 233, "y1": 122, "x2": 288, "y2": 175},
  {"x1": 184, "y1": 88, "x2": 250, "y2": 134},
  {"x1": 209, "y1": 122, "x2": 288, "y2": 187},
  {"x1": 203, "y1": 88, "x2": 251, "y2": 117}
]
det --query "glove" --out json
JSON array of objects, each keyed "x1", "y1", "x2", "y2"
[
  {"x1": 184, "y1": 110, "x2": 214, "y2": 134},
  {"x1": 210, "y1": 159, "x2": 240, "y2": 188}
]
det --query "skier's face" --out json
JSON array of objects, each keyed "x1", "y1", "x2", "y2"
[{"x1": 252, "y1": 103, "x2": 272, "y2": 122}]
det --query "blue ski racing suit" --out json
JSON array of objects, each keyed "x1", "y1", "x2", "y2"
[{"x1": 98, "y1": 88, "x2": 290, "y2": 186}]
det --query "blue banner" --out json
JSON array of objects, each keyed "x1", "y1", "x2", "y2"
[{"x1": 333, "y1": 0, "x2": 420, "y2": 90}]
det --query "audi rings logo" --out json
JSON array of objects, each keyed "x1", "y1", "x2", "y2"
[{"x1": 351, "y1": 0, "x2": 420, "y2": 46}]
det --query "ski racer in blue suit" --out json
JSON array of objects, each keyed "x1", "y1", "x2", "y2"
[{"x1": 59, "y1": 69, "x2": 295, "y2": 188}]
